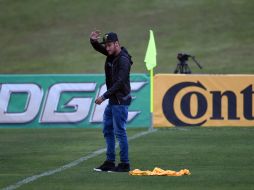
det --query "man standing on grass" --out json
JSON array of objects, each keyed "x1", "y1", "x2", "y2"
[{"x1": 90, "y1": 30, "x2": 133, "y2": 172}]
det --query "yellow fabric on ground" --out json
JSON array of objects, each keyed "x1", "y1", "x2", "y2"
[{"x1": 129, "y1": 167, "x2": 191, "y2": 176}]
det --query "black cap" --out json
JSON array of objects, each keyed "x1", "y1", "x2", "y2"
[{"x1": 100, "y1": 32, "x2": 118, "y2": 44}]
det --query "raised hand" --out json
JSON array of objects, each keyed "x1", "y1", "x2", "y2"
[{"x1": 90, "y1": 30, "x2": 101, "y2": 41}]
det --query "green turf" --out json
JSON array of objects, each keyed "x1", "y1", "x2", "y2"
[
  {"x1": 0, "y1": 0, "x2": 254, "y2": 74},
  {"x1": 1, "y1": 1, "x2": 254, "y2": 190},
  {"x1": 1, "y1": 127, "x2": 254, "y2": 190}
]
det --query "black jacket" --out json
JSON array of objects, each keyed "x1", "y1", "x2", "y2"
[{"x1": 90, "y1": 39, "x2": 133, "y2": 105}]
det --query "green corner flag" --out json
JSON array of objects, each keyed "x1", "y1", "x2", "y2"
[
  {"x1": 144, "y1": 30, "x2": 157, "y2": 115},
  {"x1": 145, "y1": 30, "x2": 157, "y2": 71}
]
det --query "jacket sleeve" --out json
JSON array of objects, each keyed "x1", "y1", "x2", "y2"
[
  {"x1": 90, "y1": 39, "x2": 108, "y2": 56},
  {"x1": 103, "y1": 56, "x2": 130, "y2": 99}
]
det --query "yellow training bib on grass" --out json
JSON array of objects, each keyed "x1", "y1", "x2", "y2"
[{"x1": 129, "y1": 167, "x2": 191, "y2": 176}]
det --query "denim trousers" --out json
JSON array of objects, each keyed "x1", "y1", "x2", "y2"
[{"x1": 103, "y1": 104, "x2": 129, "y2": 163}]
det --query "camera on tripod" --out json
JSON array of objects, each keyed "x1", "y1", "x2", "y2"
[{"x1": 174, "y1": 53, "x2": 202, "y2": 74}]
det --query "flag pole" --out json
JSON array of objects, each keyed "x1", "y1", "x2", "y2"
[
  {"x1": 150, "y1": 68, "x2": 153, "y2": 113},
  {"x1": 150, "y1": 68, "x2": 154, "y2": 130}
]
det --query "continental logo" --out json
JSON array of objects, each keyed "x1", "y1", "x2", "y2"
[{"x1": 154, "y1": 74, "x2": 254, "y2": 127}]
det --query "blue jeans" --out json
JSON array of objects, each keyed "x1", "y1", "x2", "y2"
[{"x1": 103, "y1": 104, "x2": 129, "y2": 163}]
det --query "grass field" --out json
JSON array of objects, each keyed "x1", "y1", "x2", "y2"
[
  {"x1": 1, "y1": 1, "x2": 254, "y2": 190},
  {"x1": 0, "y1": 0, "x2": 254, "y2": 74},
  {"x1": 1, "y1": 127, "x2": 254, "y2": 190}
]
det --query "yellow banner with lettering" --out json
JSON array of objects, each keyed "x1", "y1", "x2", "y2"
[{"x1": 154, "y1": 74, "x2": 254, "y2": 127}]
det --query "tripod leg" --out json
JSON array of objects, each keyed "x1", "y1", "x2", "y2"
[
  {"x1": 180, "y1": 65, "x2": 183, "y2": 74},
  {"x1": 174, "y1": 64, "x2": 180, "y2": 73}
]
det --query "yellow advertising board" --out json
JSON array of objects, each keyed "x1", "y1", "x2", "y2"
[{"x1": 154, "y1": 74, "x2": 254, "y2": 127}]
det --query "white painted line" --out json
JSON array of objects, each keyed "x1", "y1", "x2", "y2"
[
  {"x1": 175, "y1": 127, "x2": 192, "y2": 131},
  {"x1": 1, "y1": 128, "x2": 157, "y2": 190}
]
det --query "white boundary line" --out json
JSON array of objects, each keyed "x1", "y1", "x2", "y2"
[{"x1": 1, "y1": 129, "x2": 157, "y2": 190}]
